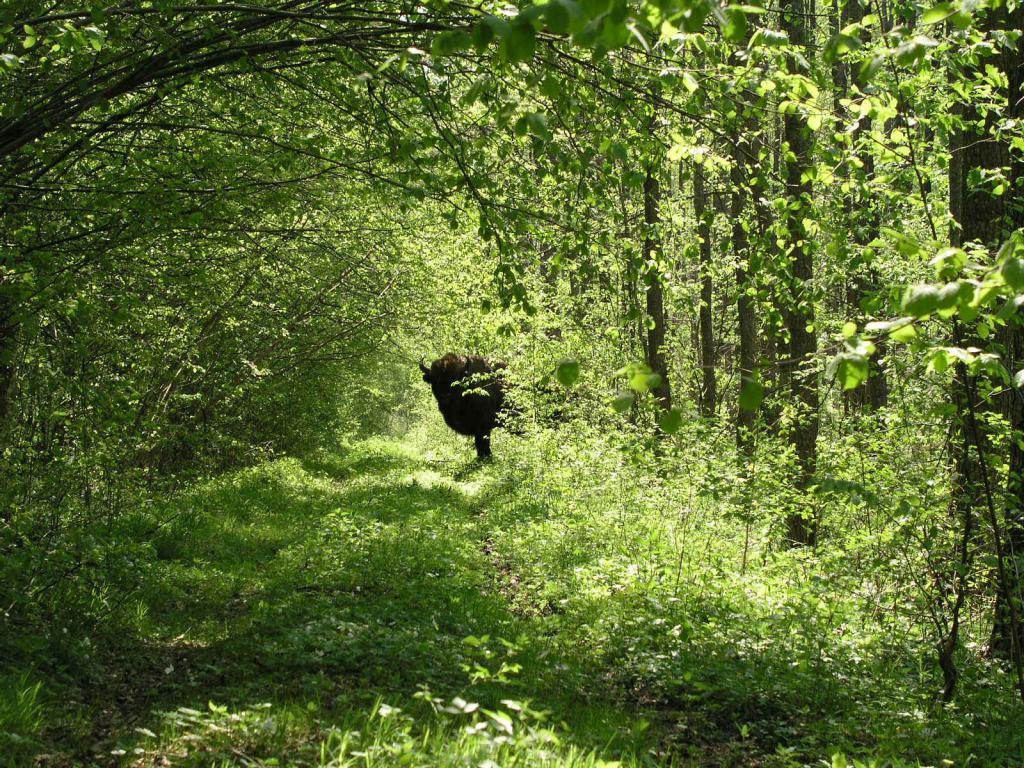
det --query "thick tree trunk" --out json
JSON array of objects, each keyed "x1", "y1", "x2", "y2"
[
  {"x1": 644, "y1": 166, "x2": 672, "y2": 411},
  {"x1": 780, "y1": 0, "x2": 819, "y2": 546},
  {"x1": 994, "y1": 317, "x2": 1024, "y2": 662},
  {"x1": 694, "y1": 165, "x2": 717, "y2": 418},
  {"x1": 987, "y1": 1, "x2": 1024, "y2": 665},
  {"x1": 944, "y1": 0, "x2": 1024, "y2": 685}
]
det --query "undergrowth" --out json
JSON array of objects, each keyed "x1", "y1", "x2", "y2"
[{"x1": 2, "y1": 423, "x2": 1023, "y2": 766}]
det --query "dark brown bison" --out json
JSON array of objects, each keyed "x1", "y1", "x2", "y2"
[{"x1": 419, "y1": 354, "x2": 512, "y2": 459}]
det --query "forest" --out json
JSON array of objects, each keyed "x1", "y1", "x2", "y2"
[{"x1": 1, "y1": 0, "x2": 1023, "y2": 765}]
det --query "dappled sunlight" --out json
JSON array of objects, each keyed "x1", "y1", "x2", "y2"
[{"x1": 46, "y1": 439, "x2": 661, "y2": 766}]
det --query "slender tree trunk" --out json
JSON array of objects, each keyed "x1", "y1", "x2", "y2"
[
  {"x1": 780, "y1": 0, "x2": 819, "y2": 546},
  {"x1": 726, "y1": 24, "x2": 759, "y2": 452},
  {"x1": 644, "y1": 165, "x2": 672, "y2": 410},
  {"x1": 732, "y1": 141, "x2": 758, "y2": 452},
  {"x1": 0, "y1": 295, "x2": 16, "y2": 455},
  {"x1": 837, "y1": 0, "x2": 887, "y2": 411},
  {"x1": 694, "y1": 165, "x2": 717, "y2": 418},
  {"x1": 619, "y1": 179, "x2": 643, "y2": 362}
]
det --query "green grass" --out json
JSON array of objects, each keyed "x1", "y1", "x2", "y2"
[
  {"x1": 7, "y1": 430, "x2": 1024, "y2": 767},
  {"x1": 0, "y1": 674, "x2": 43, "y2": 765},
  {"x1": 17, "y1": 438, "x2": 664, "y2": 767}
]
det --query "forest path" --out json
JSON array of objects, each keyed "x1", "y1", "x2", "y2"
[{"x1": 63, "y1": 438, "x2": 698, "y2": 767}]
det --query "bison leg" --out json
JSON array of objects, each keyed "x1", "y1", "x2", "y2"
[{"x1": 474, "y1": 432, "x2": 492, "y2": 460}]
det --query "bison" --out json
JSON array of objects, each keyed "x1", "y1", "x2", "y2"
[{"x1": 419, "y1": 354, "x2": 512, "y2": 459}]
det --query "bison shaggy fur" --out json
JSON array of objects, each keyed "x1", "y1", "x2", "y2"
[{"x1": 420, "y1": 354, "x2": 511, "y2": 459}]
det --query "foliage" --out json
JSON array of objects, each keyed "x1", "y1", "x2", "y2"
[{"x1": 2, "y1": 0, "x2": 1024, "y2": 764}]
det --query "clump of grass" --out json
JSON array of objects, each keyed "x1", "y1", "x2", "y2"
[{"x1": 0, "y1": 673, "x2": 44, "y2": 765}]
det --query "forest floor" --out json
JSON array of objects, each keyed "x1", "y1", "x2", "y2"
[
  {"x1": 19, "y1": 434, "x2": 1024, "y2": 767},
  {"x1": 33, "y1": 437, "x2": 760, "y2": 768}
]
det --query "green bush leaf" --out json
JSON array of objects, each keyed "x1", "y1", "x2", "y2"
[
  {"x1": 658, "y1": 407, "x2": 684, "y2": 434},
  {"x1": 1000, "y1": 257, "x2": 1024, "y2": 291},
  {"x1": 902, "y1": 284, "x2": 940, "y2": 317},
  {"x1": 921, "y1": 2, "x2": 956, "y2": 25},
  {"x1": 431, "y1": 30, "x2": 472, "y2": 58},
  {"x1": 503, "y1": 20, "x2": 537, "y2": 62},
  {"x1": 472, "y1": 20, "x2": 496, "y2": 52},
  {"x1": 739, "y1": 375, "x2": 763, "y2": 412},
  {"x1": 836, "y1": 354, "x2": 869, "y2": 390},
  {"x1": 611, "y1": 390, "x2": 634, "y2": 413},
  {"x1": 555, "y1": 359, "x2": 580, "y2": 387},
  {"x1": 888, "y1": 323, "x2": 917, "y2": 342}
]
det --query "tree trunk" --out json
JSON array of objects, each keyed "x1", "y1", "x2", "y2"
[
  {"x1": 694, "y1": 165, "x2": 717, "y2": 418},
  {"x1": 838, "y1": 0, "x2": 887, "y2": 411},
  {"x1": 644, "y1": 166, "x2": 672, "y2": 410},
  {"x1": 725, "y1": 23, "x2": 759, "y2": 452},
  {"x1": 780, "y1": 0, "x2": 819, "y2": 546},
  {"x1": 732, "y1": 140, "x2": 758, "y2": 453},
  {"x1": 0, "y1": 294, "x2": 16, "y2": 456},
  {"x1": 986, "y1": 0, "x2": 1024, "y2": 665}
]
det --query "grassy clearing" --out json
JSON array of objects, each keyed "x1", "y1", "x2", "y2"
[{"x1": 6, "y1": 428, "x2": 1024, "y2": 767}]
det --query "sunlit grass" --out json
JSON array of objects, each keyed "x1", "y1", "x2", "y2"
[{"x1": 8, "y1": 430, "x2": 1024, "y2": 767}]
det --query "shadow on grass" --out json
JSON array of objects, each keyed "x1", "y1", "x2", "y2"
[{"x1": 63, "y1": 441, "x2": 652, "y2": 765}]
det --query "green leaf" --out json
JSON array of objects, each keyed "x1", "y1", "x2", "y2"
[
  {"x1": 858, "y1": 56, "x2": 884, "y2": 82},
  {"x1": 600, "y1": 16, "x2": 630, "y2": 49},
  {"x1": 679, "y1": 2, "x2": 711, "y2": 33},
  {"x1": 721, "y1": 7, "x2": 749, "y2": 43},
  {"x1": 754, "y1": 29, "x2": 789, "y2": 46},
  {"x1": 659, "y1": 407, "x2": 684, "y2": 434},
  {"x1": 503, "y1": 20, "x2": 537, "y2": 62},
  {"x1": 472, "y1": 20, "x2": 497, "y2": 52},
  {"x1": 931, "y1": 247, "x2": 967, "y2": 279},
  {"x1": 935, "y1": 281, "x2": 962, "y2": 310},
  {"x1": 894, "y1": 35, "x2": 937, "y2": 67},
  {"x1": 1001, "y1": 258, "x2": 1024, "y2": 291},
  {"x1": 921, "y1": 2, "x2": 956, "y2": 25},
  {"x1": 902, "y1": 284, "x2": 940, "y2": 317},
  {"x1": 739, "y1": 375, "x2": 763, "y2": 412},
  {"x1": 611, "y1": 390, "x2": 634, "y2": 413},
  {"x1": 823, "y1": 32, "x2": 861, "y2": 63},
  {"x1": 627, "y1": 366, "x2": 661, "y2": 392},
  {"x1": 885, "y1": 228, "x2": 925, "y2": 257},
  {"x1": 432, "y1": 30, "x2": 472, "y2": 58},
  {"x1": 545, "y1": 1, "x2": 570, "y2": 34},
  {"x1": 888, "y1": 323, "x2": 917, "y2": 342},
  {"x1": 581, "y1": 0, "x2": 611, "y2": 17},
  {"x1": 836, "y1": 354, "x2": 868, "y2": 390},
  {"x1": 540, "y1": 75, "x2": 561, "y2": 99},
  {"x1": 555, "y1": 359, "x2": 580, "y2": 387}
]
